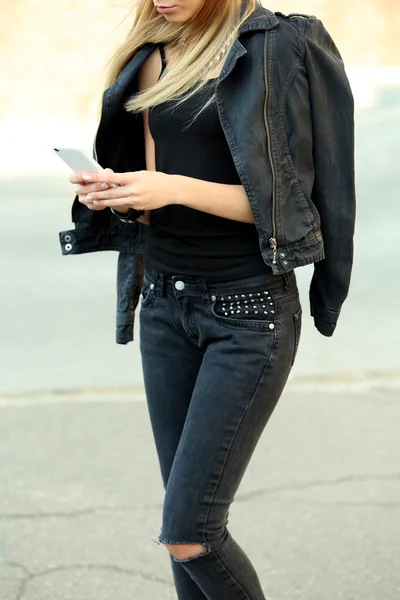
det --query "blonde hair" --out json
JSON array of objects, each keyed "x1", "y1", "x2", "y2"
[{"x1": 105, "y1": 0, "x2": 259, "y2": 115}]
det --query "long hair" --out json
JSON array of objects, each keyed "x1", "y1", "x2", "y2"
[{"x1": 104, "y1": 0, "x2": 260, "y2": 116}]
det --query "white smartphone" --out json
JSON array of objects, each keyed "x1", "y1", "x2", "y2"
[{"x1": 53, "y1": 147, "x2": 117, "y2": 187}]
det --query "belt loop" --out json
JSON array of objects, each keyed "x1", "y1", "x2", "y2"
[
  {"x1": 200, "y1": 279, "x2": 209, "y2": 303},
  {"x1": 157, "y1": 273, "x2": 166, "y2": 297},
  {"x1": 152, "y1": 272, "x2": 161, "y2": 297}
]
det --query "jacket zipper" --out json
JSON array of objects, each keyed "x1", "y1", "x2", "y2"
[{"x1": 263, "y1": 32, "x2": 277, "y2": 265}]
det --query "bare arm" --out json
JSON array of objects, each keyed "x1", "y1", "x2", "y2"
[{"x1": 173, "y1": 176, "x2": 254, "y2": 224}]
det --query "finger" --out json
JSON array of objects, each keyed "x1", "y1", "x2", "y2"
[
  {"x1": 85, "y1": 185, "x2": 134, "y2": 202},
  {"x1": 88, "y1": 204, "x2": 107, "y2": 211},
  {"x1": 69, "y1": 171, "x2": 88, "y2": 184},
  {"x1": 91, "y1": 198, "x2": 141, "y2": 209},
  {"x1": 81, "y1": 170, "x2": 128, "y2": 186},
  {"x1": 78, "y1": 196, "x2": 107, "y2": 210},
  {"x1": 75, "y1": 182, "x2": 110, "y2": 195}
]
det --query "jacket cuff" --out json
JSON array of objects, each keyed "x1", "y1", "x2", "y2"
[
  {"x1": 116, "y1": 314, "x2": 135, "y2": 345},
  {"x1": 312, "y1": 313, "x2": 337, "y2": 337},
  {"x1": 310, "y1": 288, "x2": 341, "y2": 337}
]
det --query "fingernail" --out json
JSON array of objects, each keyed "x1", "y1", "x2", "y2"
[
  {"x1": 93, "y1": 200, "x2": 99, "y2": 205},
  {"x1": 82, "y1": 174, "x2": 92, "y2": 181},
  {"x1": 86, "y1": 195, "x2": 92, "y2": 200},
  {"x1": 100, "y1": 183, "x2": 108, "y2": 189}
]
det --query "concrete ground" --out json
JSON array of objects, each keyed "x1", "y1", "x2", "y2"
[
  {"x1": 1, "y1": 380, "x2": 400, "y2": 600},
  {"x1": 0, "y1": 99, "x2": 399, "y2": 599}
]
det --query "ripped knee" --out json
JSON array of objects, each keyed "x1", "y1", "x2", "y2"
[{"x1": 155, "y1": 537, "x2": 211, "y2": 563}]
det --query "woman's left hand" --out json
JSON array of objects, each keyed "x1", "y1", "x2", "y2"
[{"x1": 74, "y1": 170, "x2": 177, "y2": 211}]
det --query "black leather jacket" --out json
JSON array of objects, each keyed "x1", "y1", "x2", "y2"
[{"x1": 59, "y1": 6, "x2": 355, "y2": 343}]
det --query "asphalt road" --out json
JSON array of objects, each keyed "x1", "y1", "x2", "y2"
[{"x1": 0, "y1": 383, "x2": 399, "y2": 600}]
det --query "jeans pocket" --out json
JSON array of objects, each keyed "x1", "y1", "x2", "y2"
[
  {"x1": 292, "y1": 308, "x2": 302, "y2": 365},
  {"x1": 210, "y1": 286, "x2": 276, "y2": 333}
]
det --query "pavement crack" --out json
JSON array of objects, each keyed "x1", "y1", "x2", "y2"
[
  {"x1": 0, "y1": 559, "x2": 33, "y2": 600},
  {"x1": 0, "y1": 559, "x2": 30, "y2": 574},
  {"x1": 1, "y1": 473, "x2": 398, "y2": 520},
  {"x1": 235, "y1": 473, "x2": 400, "y2": 503},
  {"x1": 277, "y1": 499, "x2": 400, "y2": 509},
  {"x1": 0, "y1": 503, "x2": 162, "y2": 521},
  {"x1": 2, "y1": 558, "x2": 173, "y2": 599},
  {"x1": 17, "y1": 563, "x2": 172, "y2": 594}
]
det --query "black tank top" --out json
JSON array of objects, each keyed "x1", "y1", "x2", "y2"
[{"x1": 144, "y1": 44, "x2": 269, "y2": 281}]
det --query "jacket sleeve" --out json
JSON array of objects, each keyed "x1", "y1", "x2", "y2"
[{"x1": 304, "y1": 17, "x2": 356, "y2": 337}]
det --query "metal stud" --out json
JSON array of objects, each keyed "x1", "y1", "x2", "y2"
[
  {"x1": 211, "y1": 295, "x2": 217, "y2": 301},
  {"x1": 269, "y1": 323, "x2": 275, "y2": 330},
  {"x1": 262, "y1": 305, "x2": 266, "y2": 308},
  {"x1": 264, "y1": 311, "x2": 268, "y2": 315},
  {"x1": 225, "y1": 312, "x2": 229, "y2": 316},
  {"x1": 228, "y1": 296, "x2": 232, "y2": 300},
  {"x1": 264, "y1": 291, "x2": 268, "y2": 295},
  {"x1": 254, "y1": 310, "x2": 259, "y2": 314},
  {"x1": 221, "y1": 297, "x2": 224, "y2": 301},
  {"x1": 249, "y1": 293, "x2": 253, "y2": 297},
  {"x1": 257, "y1": 293, "x2": 261, "y2": 296},
  {"x1": 236, "y1": 310, "x2": 240, "y2": 314},
  {"x1": 235, "y1": 295, "x2": 239, "y2": 299},
  {"x1": 270, "y1": 302, "x2": 273, "y2": 306},
  {"x1": 241, "y1": 294, "x2": 245, "y2": 298},
  {"x1": 271, "y1": 310, "x2": 275, "y2": 315},
  {"x1": 245, "y1": 310, "x2": 249, "y2": 314},
  {"x1": 231, "y1": 310, "x2": 235, "y2": 314}
]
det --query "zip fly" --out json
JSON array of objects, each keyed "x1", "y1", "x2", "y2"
[{"x1": 263, "y1": 32, "x2": 278, "y2": 265}]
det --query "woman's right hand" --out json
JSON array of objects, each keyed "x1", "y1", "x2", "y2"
[
  {"x1": 68, "y1": 168, "x2": 151, "y2": 222},
  {"x1": 69, "y1": 168, "x2": 114, "y2": 211}
]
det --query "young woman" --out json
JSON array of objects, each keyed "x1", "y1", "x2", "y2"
[{"x1": 62, "y1": 0, "x2": 355, "y2": 597}]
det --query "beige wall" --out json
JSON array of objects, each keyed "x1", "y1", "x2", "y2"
[
  {"x1": 1, "y1": 0, "x2": 399, "y2": 122},
  {"x1": 273, "y1": 0, "x2": 400, "y2": 66}
]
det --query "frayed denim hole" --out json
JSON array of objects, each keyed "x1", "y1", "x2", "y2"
[
  {"x1": 173, "y1": 546, "x2": 211, "y2": 564},
  {"x1": 154, "y1": 536, "x2": 212, "y2": 563}
]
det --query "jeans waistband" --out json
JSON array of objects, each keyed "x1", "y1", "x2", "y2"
[{"x1": 144, "y1": 268, "x2": 296, "y2": 301}]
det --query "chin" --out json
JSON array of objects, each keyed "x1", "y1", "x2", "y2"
[{"x1": 162, "y1": 15, "x2": 188, "y2": 23}]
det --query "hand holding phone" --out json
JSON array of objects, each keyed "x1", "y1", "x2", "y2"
[
  {"x1": 53, "y1": 147, "x2": 118, "y2": 211},
  {"x1": 53, "y1": 147, "x2": 150, "y2": 224}
]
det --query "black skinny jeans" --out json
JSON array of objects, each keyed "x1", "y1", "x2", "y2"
[{"x1": 139, "y1": 267, "x2": 302, "y2": 600}]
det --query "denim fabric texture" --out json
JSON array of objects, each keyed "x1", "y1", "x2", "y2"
[
  {"x1": 59, "y1": 5, "x2": 355, "y2": 341},
  {"x1": 139, "y1": 268, "x2": 301, "y2": 599}
]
